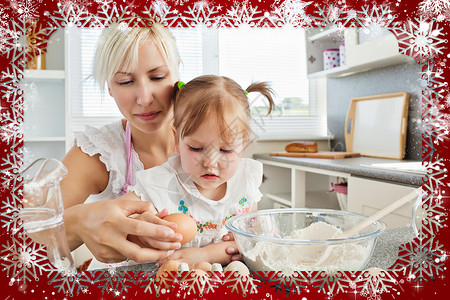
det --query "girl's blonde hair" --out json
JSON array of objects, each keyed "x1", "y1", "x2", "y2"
[
  {"x1": 92, "y1": 22, "x2": 180, "y2": 91},
  {"x1": 173, "y1": 75, "x2": 275, "y2": 144}
]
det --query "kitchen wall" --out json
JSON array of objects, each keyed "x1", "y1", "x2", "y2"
[{"x1": 327, "y1": 61, "x2": 422, "y2": 160}]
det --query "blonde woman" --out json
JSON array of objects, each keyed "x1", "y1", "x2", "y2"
[{"x1": 62, "y1": 23, "x2": 239, "y2": 267}]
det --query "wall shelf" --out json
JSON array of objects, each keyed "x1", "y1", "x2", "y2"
[
  {"x1": 305, "y1": 27, "x2": 413, "y2": 78},
  {"x1": 24, "y1": 136, "x2": 66, "y2": 142},
  {"x1": 307, "y1": 53, "x2": 413, "y2": 79},
  {"x1": 22, "y1": 29, "x2": 68, "y2": 166},
  {"x1": 266, "y1": 193, "x2": 292, "y2": 207},
  {"x1": 24, "y1": 69, "x2": 65, "y2": 80}
]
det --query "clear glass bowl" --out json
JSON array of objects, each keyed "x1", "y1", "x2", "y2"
[{"x1": 225, "y1": 208, "x2": 386, "y2": 273}]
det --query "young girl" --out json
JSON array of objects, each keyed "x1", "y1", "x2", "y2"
[{"x1": 126, "y1": 75, "x2": 275, "y2": 267}]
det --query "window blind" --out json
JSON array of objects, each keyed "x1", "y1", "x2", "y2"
[
  {"x1": 217, "y1": 27, "x2": 327, "y2": 140},
  {"x1": 67, "y1": 27, "x2": 327, "y2": 143}
]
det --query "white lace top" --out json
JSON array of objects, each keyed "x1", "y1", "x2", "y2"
[{"x1": 75, "y1": 120, "x2": 144, "y2": 203}]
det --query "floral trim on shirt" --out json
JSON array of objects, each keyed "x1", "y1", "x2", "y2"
[
  {"x1": 237, "y1": 197, "x2": 250, "y2": 214},
  {"x1": 197, "y1": 221, "x2": 217, "y2": 233},
  {"x1": 178, "y1": 200, "x2": 188, "y2": 214},
  {"x1": 184, "y1": 196, "x2": 251, "y2": 233},
  {"x1": 220, "y1": 214, "x2": 236, "y2": 228}
]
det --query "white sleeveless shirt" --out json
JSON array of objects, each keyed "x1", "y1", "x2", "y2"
[{"x1": 75, "y1": 120, "x2": 144, "y2": 203}]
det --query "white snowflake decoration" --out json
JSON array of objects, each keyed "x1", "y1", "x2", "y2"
[
  {"x1": 393, "y1": 17, "x2": 446, "y2": 60},
  {"x1": 269, "y1": 0, "x2": 313, "y2": 27},
  {"x1": 420, "y1": 60, "x2": 447, "y2": 103},
  {"x1": 0, "y1": 6, "x2": 9, "y2": 28},
  {"x1": 0, "y1": 115, "x2": 23, "y2": 144},
  {"x1": 310, "y1": 271, "x2": 355, "y2": 295},
  {"x1": 427, "y1": 163, "x2": 446, "y2": 184},
  {"x1": 253, "y1": 270, "x2": 308, "y2": 296},
  {"x1": 355, "y1": 268, "x2": 398, "y2": 298},
  {"x1": 1, "y1": 233, "x2": 55, "y2": 283},
  {"x1": 175, "y1": 2, "x2": 220, "y2": 27},
  {"x1": 141, "y1": 1, "x2": 178, "y2": 27},
  {"x1": 356, "y1": 4, "x2": 398, "y2": 27},
  {"x1": 310, "y1": 4, "x2": 350, "y2": 27},
  {"x1": 48, "y1": 270, "x2": 93, "y2": 297},
  {"x1": 392, "y1": 237, "x2": 446, "y2": 283},
  {"x1": 48, "y1": 1, "x2": 92, "y2": 28},
  {"x1": 94, "y1": 0, "x2": 114, "y2": 11},
  {"x1": 10, "y1": 0, "x2": 40, "y2": 21},
  {"x1": 92, "y1": 268, "x2": 134, "y2": 294},
  {"x1": 414, "y1": 188, "x2": 447, "y2": 239},
  {"x1": 1, "y1": 147, "x2": 23, "y2": 179},
  {"x1": 93, "y1": 3, "x2": 139, "y2": 28},
  {"x1": 223, "y1": 273, "x2": 259, "y2": 296},
  {"x1": 419, "y1": 0, "x2": 450, "y2": 22},
  {"x1": 0, "y1": 175, "x2": 23, "y2": 234},
  {"x1": 223, "y1": 1, "x2": 264, "y2": 27}
]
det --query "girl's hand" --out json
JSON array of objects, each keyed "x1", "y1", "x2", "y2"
[
  {"x1": 65, "y1": 198, "x2": 181, "y2": 264},
  {"x1": 158, "y1": 247, "x2": 209, "y2": 268},
  {"x1": 158, "y1": 241, "x2": 237, "y2": 268},
  {"x1": 222, "y1": 232, "x2": 234, "y2": 241},
  {"x1": 222, "y1": 232, "x2": 242, "y2": 261}
]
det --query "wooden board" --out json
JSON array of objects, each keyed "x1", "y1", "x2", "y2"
[
  {"x1": 345, "y1": 92, "x2": 409, "y2": 159},
  {"x1": 269, "y1": 151, "x2": 360, "y2": 159}
]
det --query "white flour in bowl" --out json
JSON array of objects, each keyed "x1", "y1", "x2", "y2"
[{"x1": 243, "y1": 222, "x2": 372, "y2": 273}]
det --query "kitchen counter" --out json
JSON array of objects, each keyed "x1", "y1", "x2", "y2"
[
  {"x1": 253, "y1": 154, "x2": 423, "y2": 186},
  {"x1": 116, "y1": 227, "x2": 415, "y2": 273}
]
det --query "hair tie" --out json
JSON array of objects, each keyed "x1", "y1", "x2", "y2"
[
  {"x1": 244, "y1": 90, "x2": 248, "y2": 96},
  {"x1": 177, "y1": 81, "x2": 185, "y2": 90}
]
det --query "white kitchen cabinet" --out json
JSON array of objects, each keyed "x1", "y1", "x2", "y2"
[
  {"x1": 305, "y1": 26, "x2": 412, "y2": 79},
  {"x1": 257, "y1": 158, "x2": 417, "y2": 228},
  {"x1": 347, "y1": 177, "x2": 416, "y2": 228},
  {"x1": 257, "y1": 159, "x2": 348, "y2": 211},
  {"x1": 22, "y1": 29, "x2": 72, "y2": 166}
]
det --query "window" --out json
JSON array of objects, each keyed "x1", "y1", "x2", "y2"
[
  {"x1": 68, "y1": 26, "x2": 326, "y2": 142},
  {"x1": 217, "y1": 28, "x2": 326, "y2": 140}
]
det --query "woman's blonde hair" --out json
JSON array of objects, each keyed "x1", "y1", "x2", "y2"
[
  {"x1": 173, "y1": 75, "x2": 275, "y2": 145},
  {"x1": 92, "y1": 22, "x2": 180, "y2": 91}
]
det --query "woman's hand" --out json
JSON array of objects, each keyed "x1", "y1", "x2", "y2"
[
  {"x1": 127, "y1": 209, "x2": 182, "y2": 250},
  {"x1": 64, "y1": 198, "x2": 181, "y2": 264},
  {"x1": 158, "y1": 247, "x2": 210, "y2": 268}
]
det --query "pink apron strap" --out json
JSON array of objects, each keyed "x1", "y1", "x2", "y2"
[{"x1": 121, "y1": 120, "x2": 133, "y2": 195}]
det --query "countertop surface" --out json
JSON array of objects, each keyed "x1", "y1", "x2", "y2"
[
  {"x1": 253, "y1": 153, "x2": 424, "y2": 186},
  {"x1": 116, "y1": 227, "x2": 415, "y2": 273}
]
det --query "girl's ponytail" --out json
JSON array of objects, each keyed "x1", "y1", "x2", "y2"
[{"x1": 245, "y1": 82, "x2": 276, "y2": 115}]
